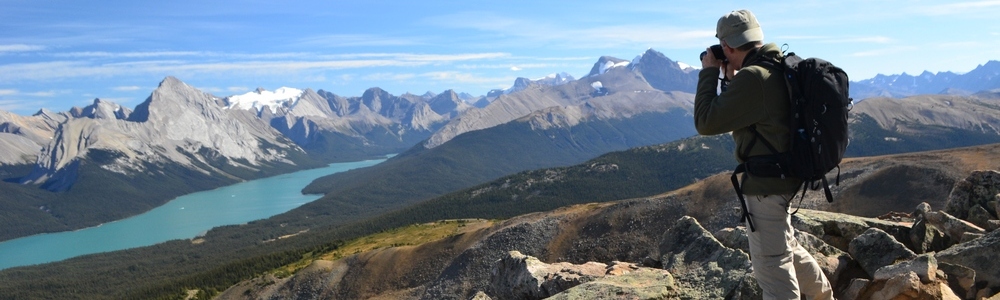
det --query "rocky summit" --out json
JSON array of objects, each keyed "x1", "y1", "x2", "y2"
[{"x1": 219, "y1": 167, "x2": 1000, "y2": 299}]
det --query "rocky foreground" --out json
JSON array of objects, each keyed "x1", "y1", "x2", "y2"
[{"x1": 219, "y1": 170, "x2": 1000, "y2": 300}]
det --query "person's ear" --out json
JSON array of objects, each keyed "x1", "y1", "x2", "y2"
[{"x1": 721, "y1": 41, "x2": 735, "y2": 55}]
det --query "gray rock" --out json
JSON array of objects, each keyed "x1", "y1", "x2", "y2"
[
  {"x1": 969, "y1": 204, "x2": 996, "y2": 230},
  {"x1": 547, "y1": 267, "x2": 679, "y2": 300},
  {"x1": 910, "y1": 218, "x2": 950, "y2": 254},
  {"x1": 873, "y1": 254, "x2": 937, "y2": 284},
  {"x1": 945, "y1": 170, "x2": 1000, "y2": 220},
  {"x1": 793, "y1": 209, "x2": 911, "y2": 252},
  {"x1": 659, "y1": 216, "x2": 755, "y2": 300},
  {"x1": 872, "y1": 271, "x2": 923, "y2": 300},
  {"x1": 849, "y1": 228, "x2": 917, "y2": 277},
  {"x1": 962, "y1": 232, "x2": 985, "y2": 243},
  {"x1": 491, "y1": 250, "x2": 605, "y2": 300},
  {"x1": 914, "y1": 202, "x2": 933, "y2": 221},
  {"x1": 468, "y1": 291, "x2": 492, "y2": 300},
  {"x1": 937, "y1": 228, "x2": 1000, "y2": 294},
  {"x1": 925, "y1": 210, "x2": 986, "y2": 243},
  {"x1": 842, "y1": 278, "x2": 870, "y2": 300},
  {"x1": 994, "y1": 198, "x2": 1000, "y2": 221},
  {"x1": 938, "y1": 262, "x2": 976, "y2": 300},
  {"x1": 713, "y1": 227, "x2": 749, "y2": 253}
]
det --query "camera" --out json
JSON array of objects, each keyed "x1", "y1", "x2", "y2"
[{"x1": 700, "y1": 44, "x2": 727, "y2": 63}]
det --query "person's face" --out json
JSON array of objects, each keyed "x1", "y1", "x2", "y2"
[{"x1": 720, "y1": 40, "x2": 737, "y2": 67}]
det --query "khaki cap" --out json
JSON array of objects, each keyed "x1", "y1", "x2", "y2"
[{"x1": 716, "y1": 9, "x2": 764, "y2": 48}]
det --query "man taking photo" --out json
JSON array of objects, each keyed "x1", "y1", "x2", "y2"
[{"x1": 694, "y1": 9, "x2": 835, "y2": 300}]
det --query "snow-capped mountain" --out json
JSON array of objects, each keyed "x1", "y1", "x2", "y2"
[
  {"x1": 225, "y1": 87, "x2": 304, "y2": 113},
  {"x1": 424, "y1": 48, "x2": 696, "y2": 149},
  {"x1": 20, "y1": 77, "x2": 305, "y2": 191}
]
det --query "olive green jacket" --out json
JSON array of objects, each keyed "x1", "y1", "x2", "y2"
[{"x1": 694, "y1": 43, "x2": 802, "y2": 195}]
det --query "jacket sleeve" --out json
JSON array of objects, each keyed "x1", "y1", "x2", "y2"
[{"x1": 694, "y1": 67, "x2": 767, "y2": 135}]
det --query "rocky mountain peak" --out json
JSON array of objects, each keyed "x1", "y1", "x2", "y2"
[
  {"x1": 129, "y1": 76, "x2": 218, "y2": 123},
  {"x1": 32, "y1": 108, "x2": 63, "y2": 121},
  {"x1": 74, "y1": 98, "x2": 131, "y2": 120},
  {"x1": 586, "y1": 56, "x2": 630, "y2": 77},
  {"x1": 428, "y1": 89, "x2": 463, "y2": 116},
  {"x1": 19, "y1": 76, "x2": 301, "y2": 190},
  {"x1": 630, "y1": 48, "x2": 696, "y2": 93}
]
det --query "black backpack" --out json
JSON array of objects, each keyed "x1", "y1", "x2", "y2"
[{"x1": 731, "y1": 49, "x2": 852, "y2": 232}]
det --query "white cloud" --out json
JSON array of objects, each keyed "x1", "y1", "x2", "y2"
[
  {"x1": 0, "y1": 52, "x2": 515, "y2": 82},
  {"x1": 25, "y1": 91, "x2": 57, "y2": 97},
  {"x1": 0, "y1": 89, "x2": 18, "y2": 96},
  {"x1": 113, "y1": 86, "x2": 143, "y2": 91},
  {"x1": 362, "y1": 73, "x2": 417, "y2": 81},
  {"x1": 510, "y1": 66, "x2": 522, "y2": 71},
  {"x1": 294, "y1": 34, "x2": 423, "y2": 48},
  {"x1": 227, "y1": 86, "x2": 249, "y2": 92},
  {"x1": 196, "y1": 87, "x2": 224, "y2": 93},
  {"x1": 0, "y1": 99, "x2": 46, "y2": 112},
  {"x1": 55, "y1": 51, "x2": 205, "y2": 58},
  {"x1": 425, "y1": 12, "x2": 713, "y2": 49},
  {"x1": 420, "y1": 71, "x2": 513, "y2": 85},
  {"x1": 0, "y1": 44, "x2": 45, "y2": 53}
]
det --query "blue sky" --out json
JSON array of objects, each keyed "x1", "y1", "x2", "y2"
[{"x1": 1, "y1": 0, "x2": 999, "y2": 115}]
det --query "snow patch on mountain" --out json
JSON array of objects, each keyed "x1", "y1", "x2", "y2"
[
  {"x1": 225, "y1": 87, "x2": 303, "y2": 113},
  {"x1": 600, "y1": 60, "x2": 630, "y2": 75},
  {"x1": 677, "y1": 61, "x2": 697, "y2": 71}
]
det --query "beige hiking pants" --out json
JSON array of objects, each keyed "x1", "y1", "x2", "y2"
[{"x1": 746, "y1": 194, "x2": 834, "y2": 300}]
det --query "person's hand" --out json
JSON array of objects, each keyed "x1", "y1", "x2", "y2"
[{"x1": 701, "y1": 47, "x2": 723, "y2": 69}]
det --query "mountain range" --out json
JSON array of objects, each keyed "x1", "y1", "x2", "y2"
[
  {"x1": 2, "y1": 49, "x2": 1000, "y2": 243},
  {"x1": 2, "y1": 46, "x2": 1000, "y2": 298},
  {"x1": 851, "y1": 60, "x2": 1000, "y2": 99}
]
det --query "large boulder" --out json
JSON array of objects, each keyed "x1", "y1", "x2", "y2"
[
  {"x1": 658, "y1": 216, "x2": 757, "y2": 299},
  {"x1": 847, "y1": 254, "x2": 961, "y2": 300},
  {"x1": 793, "y1": 209, "x2": 911, "y2": 251},
  {"x1": 924, "y1": 210, "x2": 986, "y2": 243},
  {"x1": 910, "y1": 218, "x2": 950, "y2": 254},
  {"x1": 547, "y1": 266, "x2": 679, "y2": 299},
  {"x1": 944, "y1": 170, "x2": 1000, "y2": 220},
  {"x1": 492, "y1": 250, "x2": 677, "y2": 300},
  {"x1": 491, "y1": 250, "x2": 606, "y2": 299},
  {"x1": 937, "y1": 228, "x2": 1000, "y2": 296},
  {"x1": 849, "y1": 228, "x2": 917, "y2": 277}
]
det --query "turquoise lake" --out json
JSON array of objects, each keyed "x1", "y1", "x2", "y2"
[{"x1": 0, "y1": 157, "x2": 386, "y2": 270}]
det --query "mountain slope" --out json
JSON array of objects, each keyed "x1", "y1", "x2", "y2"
[
  {"x1": 217, "y1": 142, "x2": 1000, "y2": 300},
  {"x1": 3, "y1": 138, "x2": 1000, "y2": 299},
  {"x1": 0, "y1": 77, "x2": 323, "y2": 241},
  {"x1": 0, "y1": 109, "x2": 66, "y2": 165},
  {"x1": 288, "y1": 88, "x2": 698, "y2": 233},
  {"x1": 425, "y1": 48, "x2": 694, "y2": 149},
  {"x1": 847, "y1": 95, "x2": 1000, "y2": 156},
  {"x1": 0, "y1": 77, "x2": 481, "y2": 241}
]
